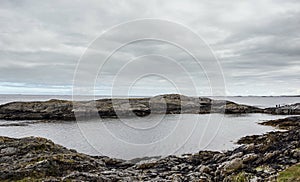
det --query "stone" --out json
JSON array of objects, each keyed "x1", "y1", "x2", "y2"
[
  {"x1": 242, "y1": 153, "x2": 259, "y2": 163},
  {"x1": 0, "y1": 147, "x2": 17, "y2": 155},
  {"x1": 198, "y1": 165, "x2": 211, "y2": 173},
  {"x1": 171, "y1": 166, "x2": 179, "y2": 171},
  {"x1": 229, "y1": 152, "x2": 243, "y2": 160},
  {"x1": 223, "y1": 158, "x2": 244, "y2": 173},
  {"x1": 291, "y1": 149, "x2": 300, "y2": 158},
  {"x1": 244, "y1": 143, "x2": 255, "y2": 151},
  {"x1": 263, "y1": 151, "x2": 279, "y2": 162}
]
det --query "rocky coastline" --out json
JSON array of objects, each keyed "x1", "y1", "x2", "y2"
[
  {"x1": 2, "y1": 94, "x2": 298, "y2": 121},
  {"x1": 1, "y1": 116, "x2": 300, "y2": 181}
]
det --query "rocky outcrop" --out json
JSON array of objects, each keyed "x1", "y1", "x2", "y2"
[
  {"x1": 0, "y1": 94, "x2": 264, "y2": 121},
  {"x1": 264, "y1": 103, "x2": 300, "y2": 115},
  {"x1": 259, "y1": 116, "x2": 300, "y2": 130},
  {"x1": 1, "y1": 116, "x2": 300, "y2": 181},
  {"x1": 0, "y1": 136, "x2": 132, "y2": 181},
  {"x1": 0, "y1": 99, "x2": 75, "y2": 121}
]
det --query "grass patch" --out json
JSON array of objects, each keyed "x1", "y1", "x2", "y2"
[
  {"x1": 231, "y1": 172, "x2": 249, "y2": 182},
  {"x1": 278, "y1": 164, "x2": 300, "y2": 182}
]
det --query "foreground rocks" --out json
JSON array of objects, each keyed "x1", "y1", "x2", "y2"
[
  {"x1": 0, "y1": 94, "x2": 264, "y2": 121},
  {"x1": 1, "y1": 116, "x2": 300, "y2": 181}
]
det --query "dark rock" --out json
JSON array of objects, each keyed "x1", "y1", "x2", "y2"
[{"x1": 260, "y1": 116, "x2": 300, "y2": 129}]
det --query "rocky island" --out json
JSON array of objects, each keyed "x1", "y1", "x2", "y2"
[
  {"x1": 0, "y1": 94, "x2": 267, "y2": 121},
  {"x1": 1, "y1": 116, "x2": 299, "y2": 181}
]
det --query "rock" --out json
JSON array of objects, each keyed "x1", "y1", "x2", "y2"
[
  {"x1": 198, "y1": 165, "x2": 211, "y2": 173},
  {"x1": 62, "y1": 172, "x2": 105, "y2": 181},
  {"x1": 260, "y1": 116, "x2": 300, "y2": 129},
  {"x1": 263, "y1": 151, "x2": 279, "y2": 162},
  {"x1": 244, "y1": 143, "x2": 255, "y2": 151},
  {"x1": 0, "y1": 147, "x2": 17, "y2": 155},
  {"x1": 171, "y1": 166, "x2": 179, "y2": 171},
  {"x1": 0, "y1": 136, "x2": 105, "y2": 181},
  {"x1": 290, "y1": 159, "x2": 298, "y2": 164},
  {"x1": 223, "y1": 158, "x2": 244, "y2": 173},
  {"x1": 242, "y1": 153, "x2": 258, "y2": 163},
  {"x1": 136, "y1": 162, "x2": 157, "y2": 170},
  {"x1": 229, "y1": 152, "x2": 243, "y2": 160},
  {"x1": 291, "y1": 149, "x2": 300, "y2": 158}
]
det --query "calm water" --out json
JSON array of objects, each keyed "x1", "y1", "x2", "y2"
[
  {"x1": 0, "y1": 113, "x2": 288, "y2": 160},
  {"x1": 0, "y1": 95, "x2": 299, "y2": 160}
]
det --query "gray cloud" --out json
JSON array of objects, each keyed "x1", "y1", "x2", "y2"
[{"x1": 0, "y1": 0, "x2": 299, "y2": 95}]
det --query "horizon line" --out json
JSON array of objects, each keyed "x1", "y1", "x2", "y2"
[{"x1": 0, "y1": 93, "x2": 299, "y2": 97}]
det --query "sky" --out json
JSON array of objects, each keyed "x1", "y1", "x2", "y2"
[{"x1": 0, "y1": 0, "x2": 299, "y2": 96}]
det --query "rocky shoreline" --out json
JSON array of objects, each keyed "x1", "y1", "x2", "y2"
[
  {"x1": 0, "y1": 94, "x2": 298, "y2": 121},
  {"x1": 1, "y1": 116, "x2": 299, "y2": 181}
]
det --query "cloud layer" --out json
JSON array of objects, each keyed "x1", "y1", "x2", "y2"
[{"x1": 0, "y1": 0, "x2": 299, "y2": 96}]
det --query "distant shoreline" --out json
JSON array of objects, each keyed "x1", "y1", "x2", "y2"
[
  {"x1": 0, "y1": 94, "x2": 299, "y2": 121},
  {"x1": 0, "y1": 94, "x2": 299, "y2": 97}
]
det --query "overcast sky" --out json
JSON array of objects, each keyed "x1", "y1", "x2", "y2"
[{"x1": 0, "y1": 0, "x2": 299, "y2": 96}]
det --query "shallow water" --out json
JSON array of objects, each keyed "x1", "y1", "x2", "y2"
[{"x1": 0, "y1": 113, "x2": 288, "y2": 160}]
